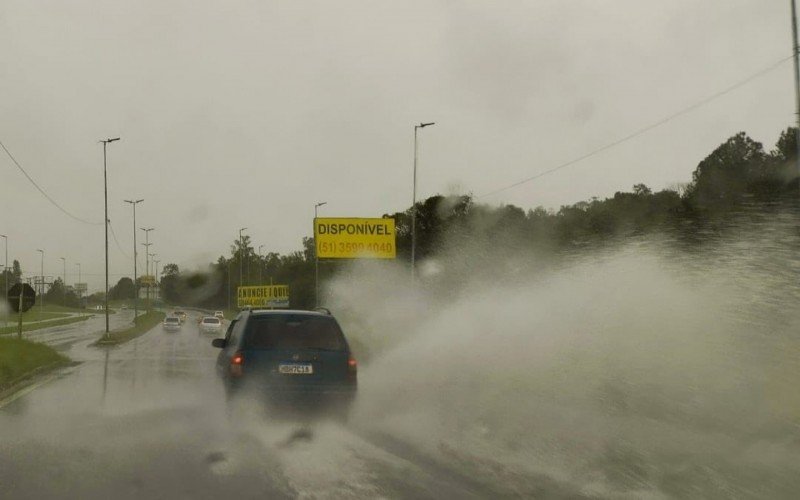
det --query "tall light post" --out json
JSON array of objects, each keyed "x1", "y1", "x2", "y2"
[
  {"x1": 238, "y1": 227, "x2": 247, "y2": 288},
  {"x1": 149, "y1": 253, "x2": 157, "y2": 306},
  {"x1": 314, "y1": 201, "x2": 327, "y2": 307},
  {"x1": 75, "y1": 262, "x2": 81, "y2": 314},
  {"x1": 124, "y1": 199, "x2": 143, "y2": 321},
  {"x1": 153, "y1": 259, "x2": 160, "y2": 303},
  {"x1": 101, "y1": 137, "x2": 120, "y2": 334},
  {"x1": 1, "y1": 234, "x2": 7, "y2": 327},
  {"x1": 258, "y1": 245, "x2": 265, "y2": 285},
  {"x1": 140, "y1": 227, "x2": 153, "y2": 308},
  {"x1": 36, "y1": 249, "x2": 44, "y2": 313},
  {"x1": 411, "y1": 122, "x2": 435, "y2": 280},
  {"x1": 792, "y1": 0, "x2": 800, "y2": 185},
  {"x1": 60, "y1": 257, "x2": 66, "y2": 307}
]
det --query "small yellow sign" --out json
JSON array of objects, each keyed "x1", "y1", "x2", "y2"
[
  {"x1": 140, "y1": 275, "x2": 156, "y2": 285},
  {"x1": 314, "y1": 218, "x2": 396, "y2": 259},
  {"x1": 237, "y1": 285, "x2": 290, "y2": 308}
]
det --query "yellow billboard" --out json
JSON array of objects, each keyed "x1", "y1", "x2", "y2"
[
  {"x1": 237, "y1": 285, "x2": 290, "y2": 308},
  {"x1": 314, "y1": 218, "x2": 396, "y2": 259}
]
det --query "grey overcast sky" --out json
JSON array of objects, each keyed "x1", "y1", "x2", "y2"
[{"x1": 0, "y1": 0, "x2": 794, "y2": 291}]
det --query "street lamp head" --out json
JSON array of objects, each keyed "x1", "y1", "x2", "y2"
[
  {"x1": 37, "y1": 249, "x2": 43, "y2": 253},
  {"x1": 418, "y1": 122, "x2": 436, "y2": 128},
  {"x1": 108, "y1": 137, "x2": 120, "y2": 143},
  {"x1": 315, "y1": 201, "x2": 327, "y2": 208}
]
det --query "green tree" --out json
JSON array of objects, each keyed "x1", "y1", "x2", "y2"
[
  {"x1": 109, "y1": 277, "x2": 135, "y2": 300},
  {"x1": 160, "y1": 263, "x2": 181, "y2": 304}
]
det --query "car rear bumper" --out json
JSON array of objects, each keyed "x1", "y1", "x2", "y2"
[{"x1": 227, "y1": 380, "x2": 356, "y2": 403}]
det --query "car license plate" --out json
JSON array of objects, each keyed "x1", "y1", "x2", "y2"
[{"x1": 279, "y1": 363, "x2": 313, "y2": 374}]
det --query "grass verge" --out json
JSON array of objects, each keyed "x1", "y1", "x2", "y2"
[
  {"x1": 0, "y1": 337, "x2": 70, "y2": 392},
  {"x1": 93, "y1": 310, "x2": 165, "y2": 347},
  {"x1": 0, "y1": 315, "x2": 91, "y2": 336},
  {"x1": 4, "y1": 311, "x2": 70, "y2": 323}
]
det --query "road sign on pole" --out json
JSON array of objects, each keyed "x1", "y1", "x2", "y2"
[
  {"x1": 8, "y1": 283, "x2": 36, "y2": 313},
  {"x1": 8, "y1": 283, "x2": 36, "y2": 339}
]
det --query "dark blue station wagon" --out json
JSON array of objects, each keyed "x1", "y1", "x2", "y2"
[{"x1": 212, "y1": 309, "x2": 357, "y2": 411}]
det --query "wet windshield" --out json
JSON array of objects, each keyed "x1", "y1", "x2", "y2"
[
  {"x1": 244, "y1": 316, "x2": 345, "y2": 351},
  {"x1": 2, "y1": 2, "x2": 799, "y2": 498}
]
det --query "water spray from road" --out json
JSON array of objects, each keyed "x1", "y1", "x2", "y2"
[{"x1": 326, "y1": 222, "x2": 800, "y2": 497}]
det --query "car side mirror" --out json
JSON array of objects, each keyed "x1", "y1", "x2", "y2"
[{"x1": 212, "y1": 338, "x2": 226, "y2": 348}]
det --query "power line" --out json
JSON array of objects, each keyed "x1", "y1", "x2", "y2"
[
  {"x1": 479, "y1": 54, "x2": 794, "y2": 199},
  {"x1": 107, "y1": 219, "x2": 131, "y2": 260},
  {"x1": 0, "y1": 139, "x2": 103, "y2": 225}
]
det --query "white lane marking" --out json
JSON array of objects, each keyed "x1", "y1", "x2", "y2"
[{"x1": 0, "y1": 371, "x2": 63, "y2": 409}]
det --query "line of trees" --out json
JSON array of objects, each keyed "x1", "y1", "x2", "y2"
[
  {"x1": 155, "y1": 127, "x2": 798, "y2": 310},
  {"x1": 0, "y1": 260, "x2": 22, "y2": 295}
]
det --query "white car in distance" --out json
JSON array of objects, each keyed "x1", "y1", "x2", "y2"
[
  {"x1": 163, "y1": 316, "x2": 182, "y2": 332},
  {"x1": 199, "y1": 316, "x2": 223, "y2": 335}
]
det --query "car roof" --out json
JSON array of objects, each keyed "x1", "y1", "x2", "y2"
[{"x1": 245, "y1": 309, "x2": 330, "y2": 317}]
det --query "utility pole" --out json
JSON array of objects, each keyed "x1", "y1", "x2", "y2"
[
  {"x1": 153, "y1": 259, "x2": 160, "y2": 303},
  {"x1": 140, "y1": 227, "x2": 153, "y2": 309},
  {"x1": 238, "y1": 227, "x2": 247, "y2": 288},
  {"x1": 411, "y1": 122, "x2": 435, "y2": 280},
  {"x1": 124, "y1": 199, "x2": 143, "y2": 322},
  {"x1": 258, "y1": 245, "x2": 264, "y2": 285},
  {"x1": 314, "y1": 201, "x2": 327, "y2": 307},
  {"x1": 75, "y1": 262, "x2": 81, "y2": 315},
  {"x1": 101, "y1": 137, "x2": 120, "y2": 335},
  {"x1": 792, "y1": 0, "x2": 800, "y2": 186},
  {"x1": 141, "y1": 242, "x2": 152, "y2": 307},
  {"x1": 60, "y1": 257, "x2": 66, "y2": 307},
  {"x1": 149, "y1": 253, "x2": 156, "y2": 305},
  {"x1": 36, "y1": 249, "x2": 44, "y2": 313},
  {"x1": 1, "y1": 234, "x2": 7, "y2": 327}
]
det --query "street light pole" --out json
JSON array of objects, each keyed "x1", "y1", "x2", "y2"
[
  {"x1": 36, "y1": 249, "x2": 44, "y2": 313},
  {"x1": 140, "y1": 227, "x2": 153, "y2": 309},
  {"x1": 314, "y1": 201, "x2": 327, "y2": 307},
  {"x1": 124, "y1": 199, "x2": 143, "y2": 322},
  {"x1": 411, "y1": 122, "x2": 435, "y2": 280},
  {"x1": 153, "y1": 259, "x2": 160, "y2": 303},
  {"x1": 60, "y1": 257, "x2": 66, "y2": 307},
  {"x1": 1, "y1": 234, "x2": 7, "y2": 327},
  {"x1": 75, "y1": 263, "x2": 81, "y2": 314},
  {"x1": 791, "y1": 0, "x2": 800, "y2": 187},
  {"x1": 101, "y1": 137, "x2": 120, "y2": 334},
  {"x1": 238, "y1": 227, "x2": 247, "y2": 288},
  {"x1": 258, "y1": 245, "x2": 264, "y2": 285},
  {"x1": 149, "y1": 253, "x2": 156, "y2": 306}
]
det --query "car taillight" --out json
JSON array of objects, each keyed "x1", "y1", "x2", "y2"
[
  {"x1": 347, "y1": 356, "x2": 357, "y2": 373},
  {"x1": 230, "y1": 352, "x2": 244, "y2": 377}
]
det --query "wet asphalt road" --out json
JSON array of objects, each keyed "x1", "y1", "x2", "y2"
[{"x1": 0, "y1": 310, "x2": 537, "y2": 500}]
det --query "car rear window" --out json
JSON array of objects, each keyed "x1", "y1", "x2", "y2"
[
  {"x1": 243, "y1": 315, "x2": 346, "y2": 351},
  {"x1": 165, "y1": 317, "x2": 180, "y2": 323},
  {"x1": 202, "y1": 318, "x2": 220, "y2": 324}
]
